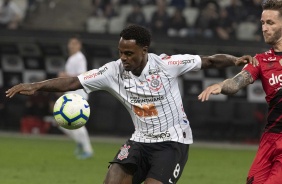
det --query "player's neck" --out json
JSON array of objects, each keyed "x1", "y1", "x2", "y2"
[
  {"x1": 273, "y1": 40, "x2": 282, "y2": 52},
  {"x1": 69, "y1": 50, "x2": 79, "y2": 56},
  {"x1": 132, "y1": 55, "x2": 148, "y2": 76}
]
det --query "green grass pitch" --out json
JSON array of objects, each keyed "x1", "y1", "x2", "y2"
[{"x1": 0, "y1": 134, "x2": 256, "y2": 184}]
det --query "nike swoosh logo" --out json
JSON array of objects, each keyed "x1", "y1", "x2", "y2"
[{"x1": 124, "y1": 86, "x2": 134, "y2": 89}]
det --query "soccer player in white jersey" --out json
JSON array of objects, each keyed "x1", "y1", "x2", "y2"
[
  {"x1": 57, "y1": 36, "x2": 93, "y2": 159},
  {"x1": 6, "y1": 25, "x2": 257, "y2": 184}
]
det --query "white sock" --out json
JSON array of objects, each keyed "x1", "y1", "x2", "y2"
[{"x1": 58, "y1": 126, "x2": 93, "y2": 154}]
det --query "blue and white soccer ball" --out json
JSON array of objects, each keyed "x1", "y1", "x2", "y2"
[{"x1": 53, "y1": 93, "x2": 90, "y2": 130}]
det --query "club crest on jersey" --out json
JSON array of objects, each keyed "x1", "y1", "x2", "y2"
[
  {"x1": 117, "y1": 144, "x2": 130, "y2": 160},
  {"x1": 146, "y1": 74, "x2": 163, "y2": 92},
  {"x1": 267, "y1": 61, "x2": 274, "y2": 68}
]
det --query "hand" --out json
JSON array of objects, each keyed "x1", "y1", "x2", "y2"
[
  {"x1": 198, "y1": 83, "x2": 222, "y2": 102},
  {"x1": 235, "y1": 55, "x2": 258, "y2": 67},
  {"x1": 6, "y1": 83, "x2": 37, "y2": 98}
]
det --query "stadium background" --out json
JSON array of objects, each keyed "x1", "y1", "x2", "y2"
[{"x1": 0, "y1": 0, "x2": 269, "y2": 143}]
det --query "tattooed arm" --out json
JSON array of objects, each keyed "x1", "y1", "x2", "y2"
[{"x1": 198, "y1": 70, "x2": 254, "y2": 101}]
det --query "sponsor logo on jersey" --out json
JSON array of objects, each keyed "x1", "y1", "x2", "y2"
[
  {"x1": 149, "y1": 68, "x2": 161, "y2": 75},
  {"x1": 269, "y1": 73, "x2": 282, "y2": 86},
  {"x1": 143, "y1": 131, "x2": 171, "y2": 140},
  {"x1": 168, "y1": 59, "x2": 195, "y2": 66},
  {"x1": 136, "y1": 82, "x2": 147, "y2": 89},
  {"x1": 124, "y1": 86, "x2": 134, "y2": 90},
  {"x1": 265, "y1": 50, "x2": 272, "y2": 55},
  {"x1": 133, "y1": 103, "x2": 158, "y2": 117},
  {"x1": 117, "y1": 144, "x2": 130, "y2": 160},
  {"x1": 83, "y1": 67, "x2": 108, "y2": 80},
  {"x1": 130, "y1": 96, "x2": 164, "y2": 103},
  {"x1": 146, "y1": 74, "x2": 163, "y2": 91},
  {"x1": 161, "y1": 55, "x2": 171, "y2": 60},
  {"x1": 268, "y1": 57, "x2": 277, "y2": 61}
]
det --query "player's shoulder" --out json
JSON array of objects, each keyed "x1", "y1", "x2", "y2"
[
  {"x1": 106, "y1": 59, "x2": 124, "y2": 74},
  {"x1": 147, "y1": 53, "x2": 171, "y2": 69},
  {"x1": 154, "y1": 53, "x2": 201, "y2": 66},
  {"x1": 73, "y1": 51, "x2": 86, "y2": 60},
  {"x1": 255, "y1": 49, "x2": 274, "y2": 60}
]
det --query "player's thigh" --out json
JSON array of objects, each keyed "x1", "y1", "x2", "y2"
[
  {"x1": 106, "y1": 140, "x2": 141, "y2": 183},
  {"x1": 264, "y1": 160, "x2": 282, "y2": 184},
  {"x1": 264, "y1": 137, "x2": 282, "y2": 184},
  {"x1": 247, "y1": 133, "x2": 282, "y2": 184},
  {"x1": 147, "y1": 142, "x2": 189, "y2": 183},
  {"x1": 104, "y1": 163, "x2": 134, "y2": 184}
]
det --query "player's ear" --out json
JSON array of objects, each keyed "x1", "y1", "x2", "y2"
[{"x1": 142, "y1": 46, "x2": 148, "y2": 54}]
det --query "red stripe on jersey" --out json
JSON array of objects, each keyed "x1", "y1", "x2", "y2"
[
  {"x1": 243, "y1": 48, "x2": 282, "y2": 104},
  {"x1": 243, "y1": 48, "x2": 282, "y2": 133}
]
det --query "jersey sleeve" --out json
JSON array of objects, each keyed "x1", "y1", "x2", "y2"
[
  {"x1": 242, "y1": 55, "x2": 261, "y2": 81},
  {"x1": 160, "y1": 54, "x2": 201, "y2": 77},
  {"x1": 77, "y1": 61, "x2": 116, "y2": 93}
]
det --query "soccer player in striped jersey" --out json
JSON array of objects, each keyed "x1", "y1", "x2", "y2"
[
  {"x1": 199, "y1": 0, "x2": 282, "y2": 183},
  {"x1": 6, "y1": 24, "x2": 256, "y2": 184}
]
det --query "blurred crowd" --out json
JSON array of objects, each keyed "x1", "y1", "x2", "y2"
[
  {"x1": 87, "y1": 0, "x2": 264, "y2": 41},
  {"x1": 0, "y1": 0, "x2": 24, "y2": 29},
  {"x1": 0, "y1": 0, "x2": 265, "y2": 41}
]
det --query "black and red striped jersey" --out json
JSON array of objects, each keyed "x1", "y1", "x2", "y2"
[{"x1": 243, "y1": 48, "x2": 282, "y2": 133}]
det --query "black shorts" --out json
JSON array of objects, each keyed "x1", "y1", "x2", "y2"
[{"x1": 109, "y1": 140, "x2": 189, "y2": 184}]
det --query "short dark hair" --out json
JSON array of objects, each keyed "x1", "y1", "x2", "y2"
[
  {"x1": 70, "y1": 34, "x2": 82, "y2": 43},
  {"x1": 262, "y1": 0, "x2": 282, "y2": 17},
  {"x1": 120, "y1": 24, "x2": 151, "y2": 47}
]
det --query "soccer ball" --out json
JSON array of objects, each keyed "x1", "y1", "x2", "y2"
[{"x1": 53, "y1": 93, "x2": 90, "y2": 130}]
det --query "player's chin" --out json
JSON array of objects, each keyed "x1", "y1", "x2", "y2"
[
  {"x1": 123, "y1": 66, "x2": 131, "y2": 71},
  {"x1": 263, "y1": 37, "x2": 273, "y2": 44}
]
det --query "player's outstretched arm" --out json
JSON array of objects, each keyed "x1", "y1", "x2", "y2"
[
  {"x1": 198, "y1": 70, "x2": 254, "y2": 102},
  {"x1": 201, "y1": 54, "x2": 258, "y2": 69},
  {"x1": 6, "y1": 77, "x2": 82, "y2": 98}
]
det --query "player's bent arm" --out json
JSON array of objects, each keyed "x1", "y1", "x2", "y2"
[{"x1": 6, "y1": 77, "x2": 82, "y2": 98}]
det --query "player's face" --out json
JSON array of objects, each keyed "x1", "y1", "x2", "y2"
[
  {"x1": 118, "y1": 37, "x2": 148, "y2": 76},
  {"x1": 68, "y1": 38, "x2": 81, "y2": 55},
  {"x1": 261, "y1": 10, "x2": 282, "y2": 46}
]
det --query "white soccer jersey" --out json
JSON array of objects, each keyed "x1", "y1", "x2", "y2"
[
  {"x1": 78, "y1": 53, "x2": 202, "y2": 144},
  {"x1": 65, "y1": 51, "x2": 88, "y2": 99}
]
